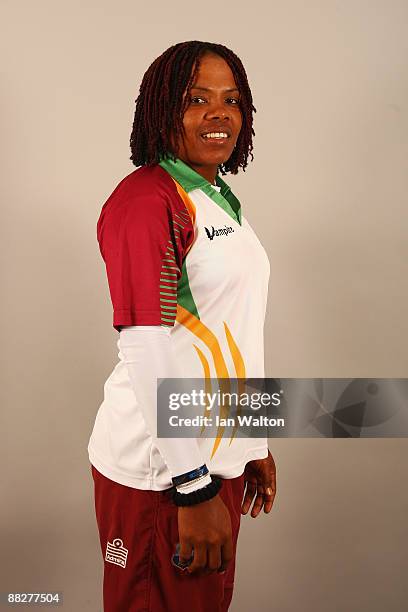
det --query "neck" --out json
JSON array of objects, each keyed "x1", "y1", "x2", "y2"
[
  {"x1": 191, "y1": 165, "x2": 218, "y2": 185},
  {"x1": 178, "y1": 157, "x2": 218, "y2": 185}
]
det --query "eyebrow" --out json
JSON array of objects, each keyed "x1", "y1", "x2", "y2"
[{"x1": 190, "y1": 86, "x2": 240, "y2": 93}]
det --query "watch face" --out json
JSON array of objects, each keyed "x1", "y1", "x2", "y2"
[{"x1": 171, "y1": 542, "x2": 194, "y2": 570}]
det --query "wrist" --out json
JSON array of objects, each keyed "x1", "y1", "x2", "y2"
[
  {"x1": 176, "y1": 473, "x2": 212, "y2": 494},
  {"x1": 172, "y1": 464, "x2": 209, "y2": 488},
  {"x1": 171, "y1": 475, "x2": 223, "y2": 507}
]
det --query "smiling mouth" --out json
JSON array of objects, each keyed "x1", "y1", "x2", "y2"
[{"x1": 200, "y1": 131, "x2": 230, "y2": 143}]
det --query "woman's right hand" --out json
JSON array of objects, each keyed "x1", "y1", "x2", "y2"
[{"x1": 177, "y1": 493, "x2": 233, "y2": 575}]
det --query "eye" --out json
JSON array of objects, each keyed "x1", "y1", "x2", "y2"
[
  {"x1": 189, "y1": 96, "x2": 206, "y2": 104},
  {"x1": 226, "y1": 97, "x2": 240, "y2": 105}
]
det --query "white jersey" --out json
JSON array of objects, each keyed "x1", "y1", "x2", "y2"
[{"x1": 88, "y1": 156, "x2": 270, "y2": 489}]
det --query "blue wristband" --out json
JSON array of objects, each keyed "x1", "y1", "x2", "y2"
[{"x1": 172, "y1": 464, "x2": 209, "y2": 487}]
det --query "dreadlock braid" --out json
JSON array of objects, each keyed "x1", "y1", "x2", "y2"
[{"x1": 130, "y1": 41, "x2": 256, "y2": 175}]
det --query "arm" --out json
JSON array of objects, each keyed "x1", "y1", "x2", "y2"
[
  {"x1": 119, "y1": 325, "x2": 211, "y2": 490},
  {"x1": 120, "y1": 324, "x2": 234, "y2": 575},
  {"x1": 99, "y1": 185, "x2": 233, "y2": 574}
]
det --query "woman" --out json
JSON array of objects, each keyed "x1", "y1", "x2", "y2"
[{"x1": 88, "y1": 40, "x2": 277, "y2": 612}]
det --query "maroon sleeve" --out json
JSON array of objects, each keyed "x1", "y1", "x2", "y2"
[{"x1": 97, "y1": 175, "x2": 194, "y2": 332}]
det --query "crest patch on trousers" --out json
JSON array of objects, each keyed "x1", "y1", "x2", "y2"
[{"x1": 105, "y1": 537, "x2": 128, "y2": 568}]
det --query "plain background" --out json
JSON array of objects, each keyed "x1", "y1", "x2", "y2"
[{"x1": 1, "y1": 0, "x2": 407, "y2": 610}]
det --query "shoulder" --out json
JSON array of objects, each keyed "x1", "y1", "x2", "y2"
[
  {"x1": 98, "y1": 165, "x2": 187, "y2": 225},
  {"x1": 97, "y1": 165, "x2": 191, "y2": 250},
  {"x1": 107, "y1": 165, "x2": 180, "y2": 208}
]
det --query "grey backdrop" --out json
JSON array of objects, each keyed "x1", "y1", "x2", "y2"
[{"x1": 1, "y1": 1, "x2": 407, "y2": 610}]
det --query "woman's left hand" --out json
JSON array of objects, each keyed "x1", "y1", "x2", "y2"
[{"x1": 241, "y1": 449, "x2": 276, "y2": 517}]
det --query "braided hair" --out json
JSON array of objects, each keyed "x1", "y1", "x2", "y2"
[{"x1": 130, "y1": 41, "x2": 256, "y2": 175}]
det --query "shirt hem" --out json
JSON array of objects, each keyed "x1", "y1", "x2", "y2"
[{"x1": 87, "y1": 443, "x2": 269, "y2": 491}]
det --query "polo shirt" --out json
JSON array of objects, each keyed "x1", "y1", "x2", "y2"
[{"x1": 87, "y1": 156, "x2": 271, "y2": 489}]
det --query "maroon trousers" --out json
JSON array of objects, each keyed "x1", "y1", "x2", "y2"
[{"x1": 91, "y1": 465, "x2": 246, "y2": 612}]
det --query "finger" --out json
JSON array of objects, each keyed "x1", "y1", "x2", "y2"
[
  {"x1": 219, "y1": 537, "x2": 233, "y2": 573},
  {"x1": 264, "y1": 476, "x2": 277, "y2": 513},
  {"x1": 187, "y1": 543, "x2": 207, "y2": 574},
  {"x1": 250, "y1": 485, "x2": 265, "y2": 518},
  {"x1": 207, "y1": 543, "x2": 222, "y2": 573},
  {"x1": 241, "y1": 480, "x2": 257, "y2": 515},
  {"x1": 179, "y1": 539, "x2": 193, "y2": 564}
]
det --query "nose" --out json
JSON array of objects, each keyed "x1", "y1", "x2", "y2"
[{"x1": 204, "y1": 98, "x2": 230, "y2": 120}]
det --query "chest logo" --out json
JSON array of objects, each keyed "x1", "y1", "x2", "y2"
[{"x1": 204, "y1": 224, "x2": 235, "y2": 241}]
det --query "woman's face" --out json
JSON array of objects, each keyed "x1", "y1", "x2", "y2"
[{"x1": 169, "y1": 52, "x2": 243, "y2": 181}]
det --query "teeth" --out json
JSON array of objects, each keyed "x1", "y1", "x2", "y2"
[{"x1": 203, "y1": 132, "x2": 228, "y2": 139}]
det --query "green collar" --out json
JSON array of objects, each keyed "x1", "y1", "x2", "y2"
[{"x1": 158, "y1": 155, "x2": 242, "y2": 225}]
